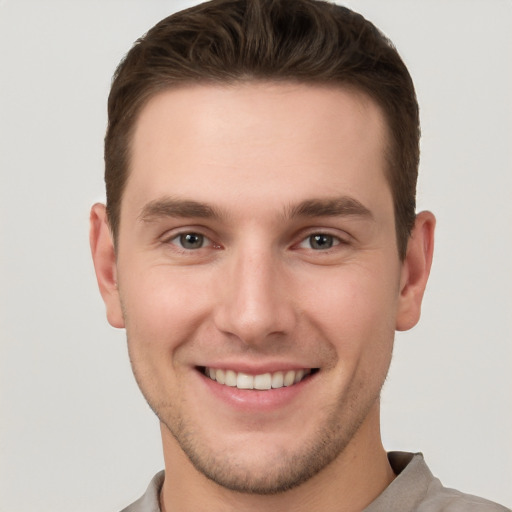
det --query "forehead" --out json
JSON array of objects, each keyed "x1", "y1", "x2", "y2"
[{"x1": 125, "y1": 82, "x2": 391, "y2": 218}]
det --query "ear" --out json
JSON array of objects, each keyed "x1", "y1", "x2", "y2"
[
  {"x1": 89, "y1": 203, "x2": 125, "y2": 328},
  {"x1": 396, "y1": 211, "x2": 436, "y2": 331}
]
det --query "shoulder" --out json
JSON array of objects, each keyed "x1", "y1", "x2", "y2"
[
  {"x1": 420, "y1": 479, "x2": 510, "y2": 512},
  {"x1": 365, "y1": 452, "x2": 510, "y2": 512},
  {"x1": 120, "y1": 470, "x2": 164, "y2": 512}
]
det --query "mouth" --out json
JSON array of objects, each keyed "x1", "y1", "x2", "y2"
[{"x1": 199, "y1": 367, "x2": 319, "y2": 390}]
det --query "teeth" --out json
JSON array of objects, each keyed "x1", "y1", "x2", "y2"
[
  {"x1": 294, "y1": 369, "x2": 305, "y2": 384},
  {"x1": 237, "y1": 372, "x2": 254, "y2": 389},
  {"x1": 271, "y1": 371, "x2": 284, "y2": 388},
  {"x1": 225, "y1": 369, "x2": 237, "y2": 387},
  {"x1": 216, "y1": 368, "x2": 226, "y2": 385},
  {"x1": 204, "y1": 367, "x2": 311, "y2": 390},
  {"x1": 254, "y1": 373, "x2": 272, "y2": 390},
  {"x1": 283, "y1": 370, "x2": 295, "y2": 387}
]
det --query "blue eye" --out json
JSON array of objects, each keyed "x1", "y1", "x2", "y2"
[
  {"x1": 309, "y1": 234, "x2": 335, "y2": 250},
  {"x1": 177, "y1": 233, "x2": 206, "y2": 249},
  {"x1": 298, "y1": 233, "x2": 341, "y2": 250}
]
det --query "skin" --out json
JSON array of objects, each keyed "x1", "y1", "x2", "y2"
[{"x1": 90, "y1": 83, "x2": 435, "y2": 512}]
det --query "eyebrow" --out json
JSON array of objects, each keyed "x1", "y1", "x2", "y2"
[
  {"x1": 139, "y1": 197, "x2": 224, "y2": 222},
  {"x1": 286, "y1": 196, "x2": 373, "y2": 220},
  {"x1": 138, "y1": 195, "x2": 373, "y2": 223}
]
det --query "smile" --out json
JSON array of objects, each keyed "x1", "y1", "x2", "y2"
[{"x1": 202, "y1": 367, "x2": 316, "y2": 390}]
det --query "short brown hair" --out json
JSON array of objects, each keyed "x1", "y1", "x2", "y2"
[{"x1": 105, "y1": 0, "x2": 419, "y2": 259}]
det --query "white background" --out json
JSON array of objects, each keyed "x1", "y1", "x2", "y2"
[{"x1": 1, "y1": 1, "x2": 511, "y2": 510}]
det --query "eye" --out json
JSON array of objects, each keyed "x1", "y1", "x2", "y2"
[
  {"x1": 170, "y1": 232, "x2": 210, "y2": 250},
  {"x1": 299, "y1": 233, "x2": 341, "y2": 250}
]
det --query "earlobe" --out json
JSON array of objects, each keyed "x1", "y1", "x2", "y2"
[
  {"x1": 89, "y1": 203, "x2": 125, "y2": 328},
  {"x1": 395, "y1": 211, "x2": 436, "y2": 331}
]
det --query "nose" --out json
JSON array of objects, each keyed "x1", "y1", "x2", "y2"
[{"x1": 213, "y1": 245, "x2": 297, "y2": 346}]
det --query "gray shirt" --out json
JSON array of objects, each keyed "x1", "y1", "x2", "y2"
[{"x1": 121, "y1": 452, "x2": 510, "y2": 511}]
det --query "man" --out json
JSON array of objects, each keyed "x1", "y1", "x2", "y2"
[{"x1": 89, "y1": 0, "x2": 508, "y2": 510}]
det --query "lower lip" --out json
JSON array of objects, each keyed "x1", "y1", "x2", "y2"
[{"x1": 198, "y1": 370, "x2": 316, "y2": 412}]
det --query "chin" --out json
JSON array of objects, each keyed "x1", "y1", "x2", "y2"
[
  {"x1": 160, "y1": 404, "x2": 369, "y2": 495},
  {"x1": 177, "y1": 434, "x2": 338, "y2": 494}
]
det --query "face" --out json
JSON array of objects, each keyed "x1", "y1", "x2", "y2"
[{"x1": 92, "y1": 83, "x2": 430, "y2": 494}]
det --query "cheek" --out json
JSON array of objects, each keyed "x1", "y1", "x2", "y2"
[
  {"x1": 299, "y1": 264, "x2": 399, "y2": 355},
  {"x1": 118, "y1": 265, "x2": 213, "y2": 354}
]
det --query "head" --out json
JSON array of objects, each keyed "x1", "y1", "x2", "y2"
[
  {"x1": 91, "y1": 0, "x2": 435, "y2": 500},
  {"x1": 104, "y1": 0, "x2": 419, "y2": 260}
]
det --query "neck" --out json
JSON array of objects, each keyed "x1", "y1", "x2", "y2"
[{"x1": 159, "y1": 403, "x2": 394, "y2": 512}]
